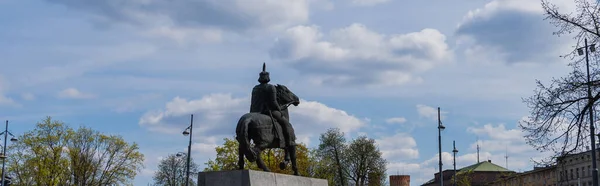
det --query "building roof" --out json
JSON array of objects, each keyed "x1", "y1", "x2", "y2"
[
  {"x1": 458, "y1": 160, "x2": 512, "y2": 172},
  {"x1": 421, "y1": 160, "x2": 513, "y2": 186}
]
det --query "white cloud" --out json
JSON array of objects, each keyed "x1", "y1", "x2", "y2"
[
  {"x1": 138, "y1": 93, "x2": 367, "y2": 144},
  {"x1": 455, "y1": 0, "x2": 575, "y2": 65},
  {"x1": 388, "y1": 122, "x2": 552, "y2": 185},
  {"x1": 57, "y1": 88, "x2": 95, "y2": 99},
  {"x1": 291, "y1": 99, "x2": 366, "y2": 134},
  {"x1": 270, "y1": 23, "x2": 452, "y2": 87},
  {"x1": 0, "y1": 75, "x2": 17, "y2": 106},
  {"x1": 45, "y1": 0, "x2": 329, "y2": 42},
  {"x1": 0, "y1": 96, "x2": 16, "y2": 106},
  {"x1": 385, "y1": 117, "x2": 407, "y2": 124},
  {"x1": 416, "y1": 104, "x2": 447, "y2": 121},
  {"x1": 376, "y1": 133, "x2": 419, "y2": 161}
]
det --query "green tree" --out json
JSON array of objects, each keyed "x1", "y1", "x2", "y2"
[
  {"x1": 316, "y1": 128, "x2": 348, "y2": 186},
  {"x1": 153, "y1": 153, "x2": 199, "y2": 186},
  {"x1": 6, "y1": 116, "x2": 144, "y2": 186},
  {"x1": 453, "y1": 169, "x2": 474, "y2": 186},
  {"x1": 203, "y1": 137, "x2": 317, "y2": 176},
  {"x1": 343, "y1": 136, "x2": 387, "y2": 186}
]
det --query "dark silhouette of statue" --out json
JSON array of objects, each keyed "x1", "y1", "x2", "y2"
[
  {"x1": 250, "y1": 63, "x2": 295, "y2": 147},
  {"x1": 235, "y1": 63, "x2": 301, "y2": 175}
]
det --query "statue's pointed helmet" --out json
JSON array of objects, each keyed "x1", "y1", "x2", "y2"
[{"x1": 258, "y1": 62, "x2": 270, "y2": 83}]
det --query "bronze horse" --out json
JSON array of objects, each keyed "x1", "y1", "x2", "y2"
[{"x1": 235, "y1": 84, "x2": 301, "y2": 175}]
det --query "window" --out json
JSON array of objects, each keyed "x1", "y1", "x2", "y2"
[
  {"x1": 560, "y1": 171, "x2": 564, "y2": 181},
  {"x1": 583, "y1": 166, "x2": 586, "y2": 177},
  {"x1": 577, "y1": 168, "x2": 579, "y2": 178}
]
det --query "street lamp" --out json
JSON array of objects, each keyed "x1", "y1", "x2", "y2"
[
  {"x1": 452, "y1": 141, "x2": 458, "y2": 186},
  {"x1": 182, "y1": 114, "x2": 194, "y2": 186},
  {"x1": 577, "y1": 38, "x2": 598, "y2": 186},
  {"x1": 438, "y1": 107, "x2": 445, "y2": 186},
  {"x1": 1, "y1": 120, "x2": 17, "y2": 185}
]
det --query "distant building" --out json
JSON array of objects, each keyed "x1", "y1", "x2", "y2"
[
  {"x1": 556, "y1": 149, "x2": 600, "y2": 186},
  {"x1": 389, "y1": 175, "x2": 409, "y2": 186},
  {"x1": 488, "y1": 165, "x2": 556, "y2": 186},
  {"x1": 421, "y1": 160, "x2": 514, "y2": 186}
]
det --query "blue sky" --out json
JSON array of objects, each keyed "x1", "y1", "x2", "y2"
[{"x1": 0, "y1": 0, "x2": 584, "y2": 185}]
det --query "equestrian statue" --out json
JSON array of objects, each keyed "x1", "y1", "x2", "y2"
[{"x1": 235, "y1": 63, "x2": 301, "y2": 175}]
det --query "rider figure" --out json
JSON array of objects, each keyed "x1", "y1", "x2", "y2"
[{"x1": 250, "y1": 63, "x2": 295, "y2": 147}]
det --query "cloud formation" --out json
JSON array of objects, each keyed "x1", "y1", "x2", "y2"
[
  {"x1": 385, "y1": 117, "x2": 407, "y2": 124},
  {"x1": 350, "y1": 0, "x2": 390, "y2": 6},
  {"x1": 138, "y1": 93, "x2": 367, "y2": 144},
  {"x1": 416, "y1": 104, "x2": 448, "y2": 121},
  {"x1": 389, "y1": 122, "x2": 552, "y2": 185},
  {"x1": 57, "y1": 88, "x2": 95, "y2": 99},
  {"x1": 45, "y1": 0, "x2": 327, "y2": 42},
  {"x1": 270, "y1": 23, "x2": 452, "y2": 87},
  {"x1": 376, "y1": 133, "x2": 419, "y2": 161},
  {"x1": 455, "y1": 0, "x2": 572, "y2": 64}
]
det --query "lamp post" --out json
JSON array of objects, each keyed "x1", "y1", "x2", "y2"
[
  {"x1": 452, "y1": 141, "x2": 458, "y2": 186},
  {"x1": 0, "y1": 120, "x2": 18, "y2": 186},
  {"x1": 438, "y1": 107, "x2": 446, "y2": 186},
  {"x1": 182, "y1": 114, "x2": 194, "y2": 186},
  {"x1": 577, "y1": 38, "x2": 598, "y2": 186}
]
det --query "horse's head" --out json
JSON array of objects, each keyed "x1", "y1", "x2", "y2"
[{"x1": 276, "y1": 84, "x2": 300, "y2": 107}]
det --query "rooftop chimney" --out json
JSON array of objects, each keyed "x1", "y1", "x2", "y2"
[{"x1": 488, "y1": 160, "x2": 491, "y2": 163}]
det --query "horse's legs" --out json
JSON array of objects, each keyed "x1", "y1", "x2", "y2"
[
  {"x1": 256, "y1": 148, "x2": 271, "y2": 172},
  {"x1": 289, "y1": 146, "x2": 299, "y2": 176},
  {"x1": 284, "y1": 148, "x2": 290, "y2": 162},
  {"x1": 238, "y1": 146, "x2": 245, "y2": 170},
  {"x1": 279, "y1": 147, "x2": 288, "y2": 170}
]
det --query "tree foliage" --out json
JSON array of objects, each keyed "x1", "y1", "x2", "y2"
[
  {"x1": 316, "y1": 128, "x2": 348, "y2": 186},
  {"x1": 6, "y1": 116, "x2": 145, "y2": 186},
  {"x1": 520, "y1": 0, "x2": 600, "y2": 162},
  {"x1": 153, "y1": 153, "x2": 199, "y2": 186},
  {"x1": 203, "y1": 129, "x2": 387, "y2": 186},
  {"x1": 343, "y1": 136, "x2": 387, "y2": 186},
  {"x1": 203, "y1": 137, "x2": 318, "y2": 176},
  {"x1": 453, "y1": 169, "x2": 474, "y2": 186}
]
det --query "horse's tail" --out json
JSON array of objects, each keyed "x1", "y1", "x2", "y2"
[{"x1": 236, "y1": 114, "x2": 257, "y2": 162}]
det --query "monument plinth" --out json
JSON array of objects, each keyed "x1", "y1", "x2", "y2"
[{"x1": 197, "y1": 170, "x2": 328, "y2": 186}]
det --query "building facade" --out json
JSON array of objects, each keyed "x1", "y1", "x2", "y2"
[
  {"x1": 556, "y1": 149, "x2": 600, "y2": 186},
  {"x1": 488, "y1": 165, "x2": 556, "y2": 186}
]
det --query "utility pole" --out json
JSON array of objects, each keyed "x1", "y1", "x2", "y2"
[
  {"x1": 504, "y1": 145, "x2": 508, "y2": 169},
  {"x1": 1, "y1": 121, "x2": 7, "y2": 186},
  {"x1": 452, "y1": 141, "x2": 458, "y2": 186},
  {"x1": 578, "y1": 38, "x2": 598, "y2": 186},
  {"x1": 438, "y1": 107, "x2": 446, "y2": 186},
  {"x1": 476, "y1": 137, "x2": 480, "y2": 163}
]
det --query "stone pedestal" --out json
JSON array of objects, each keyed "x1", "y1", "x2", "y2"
[{"x1": 197, "y1": 170, "x2": 328, "y2": 186}]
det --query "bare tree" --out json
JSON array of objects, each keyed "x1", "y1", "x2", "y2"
[
  {"x1": 519, "y1": 0, "x2": 600, "y2": 163},
  {"x1": 153, "y1": 153, "x2": 199, "y2": 186}
]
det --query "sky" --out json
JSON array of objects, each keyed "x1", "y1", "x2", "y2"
[{"x1": 0, "y1": 0, "x2": 587, "y2": 185}]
